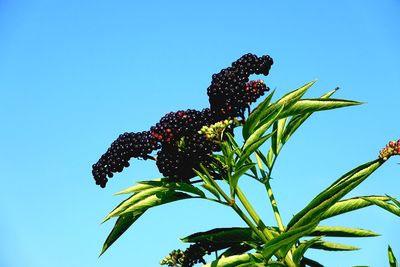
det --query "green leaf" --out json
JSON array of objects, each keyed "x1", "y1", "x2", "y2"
[
  {"x1": 388, "y1": 245, "x2": 398, "y2": 267},
  {"x1": 203, "y1": 253, "x2": 264, "y2": 267},
  {"x1": 362, "y1": 197, "x2": 400, "y2": 217},
  {"x1": 220, "y1": 243, "x2": 254, "y2": 258},
  {"x1": 278, "y1": 98, "x2": 362, "y2": 119},
  {"x1": 139, "y1": 180, "x2": 205, "y2": 198},
  {"x1": 113, "y1": 178, "x2": 164, "y2": 195},
  {"x1": 261, "y1": 221, "x2": 318, "y2": 260},
  {"x1": 100, "y1": 212, "x2": 143, "y2": 256},
  {"x1": 201, "y1": 183, "x2": 221, "y2": 200},
  {"x1": 243, "y1": 90, "x2": 275, "y2": 139},
  {"x1": 244, "y1": 80, "x2": 316, "y2": 140},
  {"x1": 271, "y1": 118, "x2": 287, "y2": 155},
  {"x1": 281, "y1": 88, "x2": 338, "y2": 145},
  {"x1": 309, "y1": 226, "x2": 379, "y2": 238},
  {"x1": 119, "y1": 191, "x2": 192, "y2": 216},
  {"x1": 293, "y1": 237, "x2": 323, "y2": 265},
  {"x1": 242, "y1": 103, "x2": 283, "y2": 152},
  {"x1": 310, "y1": 240, "x2": 360, "y2": 251},
  {"x1": 237, "y1": 131, "x2": 275, "y2": 167},
  {"x1": 103, "y1": 187, "x2": 169, "y2": 222},
  {"x1": 321, "y1": 195, "x2": 390, "y2": 220},
  {"x1": 230, "y1": 163, "x2": 256, "y2": 197},
  {"x1": 181, "y1": 227, "x2": 261, "y2": 243},
  {"x1": 388, "y1": 195, "x2": 400, "y2": 208},
  {"x1": 287, "y1": 159, "x2": 382, "y2": 230}
]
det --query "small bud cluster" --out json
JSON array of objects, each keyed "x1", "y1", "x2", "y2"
[
  {"x1": 198, "y1": 119, "x2": 234, "y2": 142},
  {"x1": 379, "y1": 139, "x2": 400, "y2": 161},
  {"x1": 160, "y1": 243, "x2": 213, "y2": 267},
  {"x1": 207, "y1": 53, "x2": 272, "y2": 119},
  {"x1": 92, "y1": 54, "x2": 273, "y2": 187}
]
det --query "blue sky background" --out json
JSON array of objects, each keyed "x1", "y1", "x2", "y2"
[{"x1": 0, "y1": 1, "x2": 399, "y2": 266}]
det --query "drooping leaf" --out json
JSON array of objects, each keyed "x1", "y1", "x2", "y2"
[
  {"x1": 310, "y1": 240, "x2": 360, "y2": 251},
  {"x1": 203, "y1": 253, "x2": 264, "y2": 267},
  {"x1": 388, "y1": 245, "x2": 398, "y2": 267},
  {"x1": 100, "y1": 212, "x2": 143, "y2": 256},
  {"x1": 309, "y1": 226, "x2": 379, "y2": 238},
  {"x1": 321, "y1": 195, "x2": 390, "y2": 220},
  {"x1": 287, "y1": 159, "x2": 382, "y2": 230},
  {"x1": 292, "y1": 237, "x2": 323, "y2": 265}
]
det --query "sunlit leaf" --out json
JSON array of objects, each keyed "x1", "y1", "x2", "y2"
[
  {"x1": 287, "y1": 159, "x2": 382, "y2": 230},
  {"x1": 261, "y1": 221, "x2": 318, "y2": 260},
  {"x1": 113, "y1": 178, "x2": 164, "y2": 195},
  {"x1": 293, "y1": 237, "x2": 323, "y2": 265},
  {"x1": 181, "y1": 227, "x2": 261, "y2": 243},
  {"x1": 139, "y1": 180, "x2": 205, "y2": 197},
  {"x1": 201, "y1": 183, "x2": 221, "y2": 200},
  {"x1": 321, "y1": 195, "x2": 390, "y2": 220},
  {"x1": 362, "y1": 197, "x2": 400, "y2": 217},
  {"x1": 310, "y1": 240, "x2": 359, "y2": 251},
  {"x1": 388, "y1": 245, "x2": 398, "y2": 267},
  {"x1": 309, "y1": 226, "x2": 379, "y2": 238}
]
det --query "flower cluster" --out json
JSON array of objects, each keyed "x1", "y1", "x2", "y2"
[
  {"x1": 198, "y1": 119, "x2": 234, "y2": 142},
  {"x1": 379, "y1": 139, "x2": 400, "y2": 161},
  {"x1": 92, "y1": 53, "x2": 273, "y2": 187}
]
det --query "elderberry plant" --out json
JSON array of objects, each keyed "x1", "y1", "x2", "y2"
[{"x1": 92, "y1": 54, "x2": 399, "y2": 266}]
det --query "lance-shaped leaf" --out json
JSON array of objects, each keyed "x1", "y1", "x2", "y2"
[
  {"x1": 287, "y1": 159, "x2": 382, "y2": 230},
  {"x1": 243, "y1": 80, "x2": 315, "y2": 140},
  {"x1": 362, "y1": 197, "x2": 400, "y2": 217},
  {"x1": 119, "y1": 191, "x2": 192, "y2": 216},
  {"x1": 293, "y1": 237, "x2": 323, "y2": 265},
  {"x1": 271, "y1": 118, "x2": 287, "y2": 155},
  {"x1": 261, "y1": 221, "x2": 318, "y2": 260},
  {"x1": 242, "y1": 104, "x2": 283, "y2": 153},
  {"x1": 100, "y1": 212, "x2": 143, "y2": 256},
  {"x1": 243, "y1": 90, "x2": 275, "y2": 139},
  {"x1": 278, "y1": 98, "x2": 362, "y2": 119},
  {"x1": 104, "y1": 187, "x2": 169, "y2": 222},
  {"x1": 309, "y1": 226, "x2": 379, "y2": 238},
  {"x1": 220, "y1": 243, "x2": 254, "y2": 258},
  {"x1": 139, "y1": 180, "x2": 205, "y2": 198},
  {"x1": 101, "y1": 191, "x2": 193, "y2": 255},
  {"x1": 237, "y1": 131, "x2": 276, "y2": 168},
  {"x1": 321, "y1": 195, "x2": 390, "y2": 220},
  {"x1": 201, "y1": 183, "x2": 221, "y2": 200},
  {"x1": 113, "y1": 178, "x2": 164, "y2": 195},
  {"x1": 203, "y1": 253, "x2": 264, "y2": 267},
  {"x1": 230, "y1": 163, "x2": 256, "y2": 197},
  {"x1": 388, "y1": 245, "x2": 398, "y2": 267},
  {"x1": 181, "y1": 227, "x2": 262, "y2": 243},
  {"x1": 281, "y1": 88, "x2": 338, "y2": 145},
  {"x1": 310, "y1": 240, "x2": 360, "y2": 251}
]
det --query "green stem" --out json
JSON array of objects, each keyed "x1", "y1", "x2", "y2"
[
  {"x1": 205, "y1": 171, "x2": 268, "y2": 243},
  {"x1": 264, "y1": 180, "x2": 285, "y2": 232},
  {"x1": 235, "y1": 187, "x2": 275, "y2": 240}
]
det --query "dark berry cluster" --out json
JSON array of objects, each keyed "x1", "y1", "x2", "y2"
[
  {"x1": 207, "y1": 53, "x2": 272, "y2": 119},
  {"x1": 92, "y1": 131, "x2": 159, "y2": 187},
  {"x1": 92, "y1": 54, "x2": 273, "y2": 187}
]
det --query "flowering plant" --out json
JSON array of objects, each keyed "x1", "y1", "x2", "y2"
[{"x1": 92, "y1": 54, "x2": 399, "y2": 266}]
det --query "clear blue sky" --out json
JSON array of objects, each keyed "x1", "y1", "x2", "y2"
[{"x1": 0, "y1": 1, "x2": 399, "y2": 266}]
